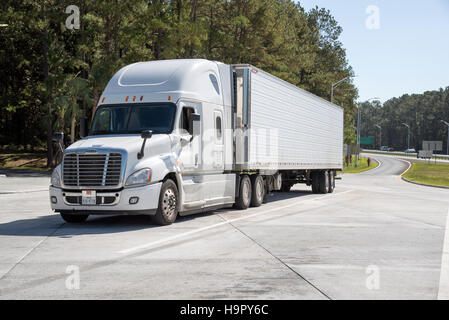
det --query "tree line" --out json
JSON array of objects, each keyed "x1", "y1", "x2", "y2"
[
  {"x1": 0, "y1": 0, "x2": 358, "y2": 166},
  {"x1": 359, "y1": 87, "x2": 449, "y2": 152}
]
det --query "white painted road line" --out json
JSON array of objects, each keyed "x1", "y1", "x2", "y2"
[
  {"x1": 438, "y1": 206, "x2": 449, "y2": 300},
  {"x1": 360, "y1": 157, "x2": 382, "y2": 174},
  {"x1": 372, "y1": 158, "x2": 383, "y2": 171},
  {"x1": 118, "y1": 189, "x2": 355, "y2": 254}
]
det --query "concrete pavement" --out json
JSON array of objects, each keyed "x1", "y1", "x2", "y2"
[{"x1": 0, "y1": 155, "x2": 448, "y2": 299}]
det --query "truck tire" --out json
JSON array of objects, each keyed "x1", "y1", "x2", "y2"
[
  {"x1": 273, "y1": 173, "x2": 282, "y2": 191},
  {"x1": 328, "y1": 171, "x2": 335, "y2": 193},
  {"x1": 262, "y1": 191, "x2": 268, "y2": 204},
  {"x1": 318, "y1": 171, "x2": 328, "y2": 194},
  {"x1": 234, "y1": 175, "x2": 252, "y2": 210},
  {"x1": 250, "y1": 175, "x2": 265, "y2": 207},
  {"x1": 311, "y1": 172, "x2": 319, "y2": 194},
  {"x1": 60, "y1": 212, "x2": 89, "y2": 223},
  {"x1": 152, "y1": 179, "x2": 179, "y2": 225}
]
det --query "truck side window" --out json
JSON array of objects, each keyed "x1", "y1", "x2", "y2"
[
  {"x1": 179, "y1": 107, "x2": 195, "y2": 135},
  {"x1": 215, "y1": 113, "x2": 222, "y2": 142}
]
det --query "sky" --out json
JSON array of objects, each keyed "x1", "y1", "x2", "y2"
[{"x1": 297, "y1": 0, "x2": 449, "y2": 102}]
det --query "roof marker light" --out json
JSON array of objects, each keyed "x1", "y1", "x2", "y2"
[
  {"x1": 168, "y1": 95, "x2": 171, "y2": 101},
  {"x1": 126, "y1": 96, "x2": 129, "y2": 101},
  {"x1": 133, "y1": 96, "x2": 136, "y2": 102},
  {"x1": 101, "y1": 97, "x2": 105, "y2": 103},
  {"x1": 140, "y1": 96, "x2": 143, "y2": 101}
]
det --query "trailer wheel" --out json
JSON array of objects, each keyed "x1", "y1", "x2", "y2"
[
  {"x1": 60, "y1": 212, "x2": 89, "y2": 223},
  {"x1": 327, "y1": 171, "x2": 335, "y2": 193},
  {"x1": 234, "y1": 175, "x2": 252, "y2": 210},
  {"x1": 318, "y1": 171, "x2": 328, "y2": 194},
  {"x1": 152, "y1": 179, "x2": 179, "y2": 225},
  {"x1": 311, "y1": 172, "x2": 319, "y2": 194},
  {"x1": 250, "y1": 175, "x2": 265, "y2": 207}
]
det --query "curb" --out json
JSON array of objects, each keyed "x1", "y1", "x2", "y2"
[{"x1": 400, "y1": 176, "x2": 449, "y2": 190}]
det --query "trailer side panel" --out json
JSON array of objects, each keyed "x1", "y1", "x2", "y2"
[{"x1": 247, "y1": 67, "x2": 343, "y2": 170}]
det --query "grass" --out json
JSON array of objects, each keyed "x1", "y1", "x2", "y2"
[
  {"x1": 342, "y1": 156, "x2": 379, "y2": 173},
  {"x1": 402, "y1": 162, "x2": 449, "y2": 187},
  {"x1": 0, "y1": 152, "x2": 49, "y2": 172}
]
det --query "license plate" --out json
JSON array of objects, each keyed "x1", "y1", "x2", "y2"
[{"x1": 82, "y1": 190, "x2": 96, "y2": 205}]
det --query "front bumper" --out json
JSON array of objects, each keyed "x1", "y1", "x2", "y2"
[{"x1": 49, "y1": 182, "x2": 162, "y2": 215}]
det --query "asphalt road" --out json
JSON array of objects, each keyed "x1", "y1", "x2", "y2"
[{"x1": 0, "y1": 155, "x2": 448, "y2": 299}]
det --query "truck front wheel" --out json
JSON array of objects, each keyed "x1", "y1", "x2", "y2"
[
  {"x1": 153, "y1": 179, "x2": 179, "y2": 225},
  {"x1": 60, "y1": 212, "x2": 89, "y2": 223},
  {"x1": 234, "y1": 175, "x2": 252, "y2": 210}
]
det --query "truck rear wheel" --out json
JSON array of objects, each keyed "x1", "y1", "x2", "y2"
[
  {"x1": 318, "y1": 171, "x2": 329, "y2": 194},
  {"x1": 250, "y1": 175, "x2": 265, "y2": 207},
  {"x1": 60, "y1": 212, "x2": 89, "y2": 223},
  {"x1": 234, "y1": 175, "x2": 252, "y2": 210},
  {"x1": 152, "y1": 179, "x2": 179, "y2": 225}
]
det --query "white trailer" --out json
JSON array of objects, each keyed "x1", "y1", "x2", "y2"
[{"x1": 49, "y1": 59, "x2": 343, "y2": 225}]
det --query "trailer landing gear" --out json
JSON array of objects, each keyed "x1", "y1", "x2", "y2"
[{"x1": 280, "y1": 182, "x2": 293, "y2": 192}]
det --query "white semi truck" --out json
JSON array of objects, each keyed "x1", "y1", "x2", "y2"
[{"x1": 49, "y1": 59, "x2": 343, "y2": 225}]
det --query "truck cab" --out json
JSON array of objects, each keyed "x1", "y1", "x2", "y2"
[{"x1": 50, "y1": 59, "x2": 236, "y2": 224}]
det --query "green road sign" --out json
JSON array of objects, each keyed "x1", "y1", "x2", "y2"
[{"x1": 360, "y1": 136, "x2": 374, "y2": 145}]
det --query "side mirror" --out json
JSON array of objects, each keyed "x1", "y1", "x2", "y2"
[
  {"x1": 52, "y1": 132, "x2": 65, "y2": 153},
  {"x1": 189, "y1": 113, "x2": 201, "y2": 136},
  {"x1": 52, "y1": 132, "x2": 64, "y2": 142},
  {"x1": 80, "y1": 117, "x2": 88, "y2": 138},
  {"x1": 141, "y1": 130, "x2": 153, "y2": 139},
  {"x1": 137, "y1": 130, "x2": 153, "y2": 160}
]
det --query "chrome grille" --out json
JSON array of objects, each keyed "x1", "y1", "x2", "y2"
[{"x1": 63, "y1": 152, "x2": 122, "y2": 187}]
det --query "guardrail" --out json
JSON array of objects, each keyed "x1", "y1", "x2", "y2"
[{"x1": 362, "y1": 149, "x2": 449, "y2": 160}]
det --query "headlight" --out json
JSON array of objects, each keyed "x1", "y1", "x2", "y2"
[
  {"x1": 51, "y1": 166, "x2": 61, "y2": 187},
  {"x1": 125, "y1": 168, "x2": 152, "y2": 186}
]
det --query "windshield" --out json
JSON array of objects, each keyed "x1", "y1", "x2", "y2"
[{"x1": 90, "y1": 103, "x2": 176, "y2": 135}]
